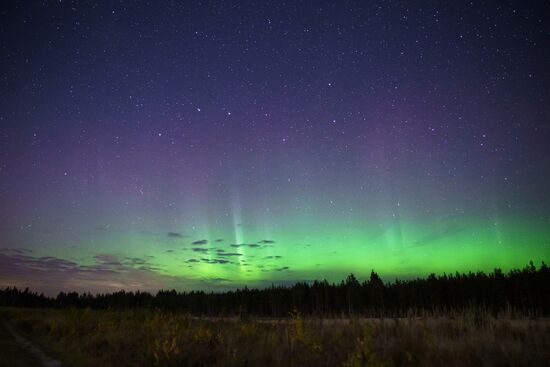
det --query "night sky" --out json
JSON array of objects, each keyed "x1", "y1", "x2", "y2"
[{"x1": 1, "y1": 1, "x2": 549, "y2": 295}]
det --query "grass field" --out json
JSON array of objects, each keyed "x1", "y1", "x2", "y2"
[{"x1": 1, "y1": 307, "x2": 549, "y2": 367}]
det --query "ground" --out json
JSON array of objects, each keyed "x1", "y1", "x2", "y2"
[{"x1": 0, "y1": 320, "x2": 41, "y2": 367}]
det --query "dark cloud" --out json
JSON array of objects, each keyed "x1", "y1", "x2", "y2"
[
  {"x1": 136, "y1": 265, "x2": 161, "y2": 271},
  {"x1": 39, "y1": 256, "x2": 79, "y2": 269},
  {"x1": 214, "y1": 238, "x2": 224, "y2": 243},
  {"x1": 201, "y1": 258, "x2": 231, "y2": 265},
  {"x1": 0, "y1": 248, "x2": 32, "y2": 255},
  {"x1": 0, "y1": 252, "x2": 235, "y2": 295},
  {"x1": 0, "y1": 253, "x2": 121, "y2": 282},
  {"x1": 192, "y1": 239, "x2": 208, "y2": 245},
  {"x1": 164, "y1": 249, "x2": 174, "y2": 253},
  {"x1": 258, "y1": 240, "x2": 275, "y2": 244},
  {"x1": 118, "y1": 255, "x2": 160, "y2": 270},
  {"x1": 124, "y1": 257, "x2": 148, "y2": 266},
  {"x1": 192, "y1": 248, "x2": 208, "y2": 252},
  {"x1": 229, "y1": 243, "x2": 262, "y2": 249},
  {"x1": 260, "y1": 265, "x2": 289, "y2": 272},
  {"x1": 94, "y1": 254, "x2": 122, "y2": 266},
  {"x1": 185, "y1": 259, "x2": 200, "y2": 263},
  {"x1": 217, "y1": 252, "x2": 241, "y2": 257},
  {"x1": 263, "y1": 255, "x2": 282, "y2": 260},
  {"x1": 167, "y1": 232, "x2": 183, "y2": 238}
]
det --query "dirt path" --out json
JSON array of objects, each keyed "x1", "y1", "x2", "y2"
[{"x1": 0, "y1": 318, "x2": 61, "y2": 367}]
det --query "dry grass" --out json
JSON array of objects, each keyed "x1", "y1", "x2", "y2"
[{"x1": 1, "y1": 307, "x2": 549, "y2": 366}]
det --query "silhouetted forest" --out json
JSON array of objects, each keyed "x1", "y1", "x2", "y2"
[{"x1": 2, "y1": 262, "x2": 549, "y2": 317}]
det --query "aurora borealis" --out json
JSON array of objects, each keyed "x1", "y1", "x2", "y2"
[{"x1": 1, "y1": 1, "x2": 549, "y2": 295}]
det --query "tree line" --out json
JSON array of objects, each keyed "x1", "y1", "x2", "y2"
[{"x1": 1, "y1": 262, "x2": 548, "y2": 317}]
